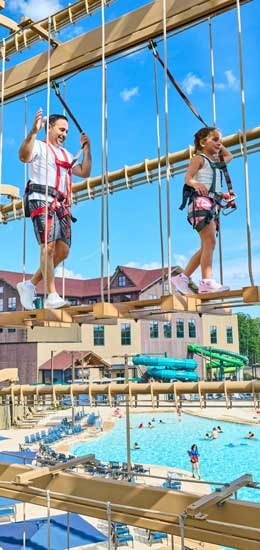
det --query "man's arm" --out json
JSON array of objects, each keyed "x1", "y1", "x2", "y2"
[
  {"x1": 19, "y1": 108, "x2": 46, "y2": 163},
  {"x1": 72, "y1": 132, "x2": 92, "y2": 178}
]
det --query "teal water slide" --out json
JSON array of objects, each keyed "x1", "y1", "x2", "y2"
[
  {"x1": 187, "y1": 344, "x2": 248, "y2": 374},
  {"x1": 132, "y1": 355, "x2": 199, "y2": 382}
]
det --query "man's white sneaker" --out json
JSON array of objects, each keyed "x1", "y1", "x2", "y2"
[
  {"x1": 16, "y1": 281, "x2": 36, "y2": 310},
  {"x1": 172, "y1": 272, "x2": 191, "y2": 294},
  {"x1": 199, "y1": 279, "x2": 230, "y2": 293},
  {"x1": 44, "y1": 292, "x2": 68, "y2": 309}
]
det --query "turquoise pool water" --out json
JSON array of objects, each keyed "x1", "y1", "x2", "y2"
[
  {"x1": 71, "y1": 412, "x2": 260, "y2": 502},
  {"x1": 71, "y1": 412, "x2": 260, "y2": 550}
]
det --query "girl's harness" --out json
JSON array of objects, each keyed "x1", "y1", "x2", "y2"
[{"x1": 179, "y1": 154, "x2": 235, "y2": 232}]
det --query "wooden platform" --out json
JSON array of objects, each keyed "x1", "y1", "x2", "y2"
[{"x1": 0, "y1": 286, "x2": 259, "y2": 327}]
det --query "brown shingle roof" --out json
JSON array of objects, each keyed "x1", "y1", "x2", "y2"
[
  {"x1": 39, "y1": 350, "x2": 111, "y2": 371},
  {"x1": 0, "y1": 265, "x2": 176, "y2": 299}
]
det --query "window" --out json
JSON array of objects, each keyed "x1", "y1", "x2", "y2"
[
  {"x1": 0, "y1": 328, "x2": 3, "y2": 333},
  {"x1": 93, "y1": 325, "x2": 104, "y2": 346},
  {"x1": 118, "y1": 275, "x2": 126, "y2": 287},
  {"x1": 121, "y1": 323, "x2": 131, "y2": 345},
  {"x1": 188, "y1": 319, "x2": 196, "y2": 338},
  {"x1": 0, "y1": 299, "x2": 3, "y2": 312},
  {"x1": 226, "y1": 326, "x2": 233, "y2": 344},
  {"x1": 88, "y1": 299, "x2": 97, "y2": 305},
  {"x1": 163, "y1": 281, "x2": 169, "y2": 293},
  {"x1": 8, "y1": 328, "x2": 16, "y2": 333},
  {"x1": 210, "y1": 325, "x2": 217, "y2": 344},
  {"x1": 150, "y1": 321, "x2": 159, "y2": 338},
  {"x1": 8, "y1": 297, "x2": 16, "y2": 311},
  {"x1": 176, "y1": 318, "x2": 184, "y2": 338},
  {"x1": 163, "y1": 322, "x2": 172, "y2": 338},
  {"x1": 0, "y1": 287, "x2": 3, "y2": 293}
]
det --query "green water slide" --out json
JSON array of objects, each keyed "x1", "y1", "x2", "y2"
[{"x1": 187, "y1": 344, "x2": 248, "y2": 374}]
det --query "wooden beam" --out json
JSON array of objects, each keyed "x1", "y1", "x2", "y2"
[
  {"x1": 4, "y1": 0, "x2": 114, "y2": 57},
  {"x1": 0, "y1": 464, "x2": 259, "y2": 549},
  {"x1": 0, "y1": 14, "x2": 19, "y2": 32},
  {"x1": 19, "y1": 17, "x2": 61, "y2": 48},
  {"x1": 0, "y1": 184, "x2": 20, "y2": 199},
  {"x1": 2, "y1": 0, "x2": 251, "y2": 100},
  {"x1": 185, "y1": 475, "x2": 254, "y2": 518},
  {"x1": 1, "y1": 126, "x2": 259, "y2": 222}
]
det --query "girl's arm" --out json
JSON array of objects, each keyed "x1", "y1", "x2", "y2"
[
  {"x1": 219, "y1": 144, "x2": 233, "y2": 164},
  {"x1": 185, "y1": 155, "x2": 208, "y2": 196}
]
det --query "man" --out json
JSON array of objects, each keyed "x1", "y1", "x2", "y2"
[{"x1": 17, "y1": 108, "x2": 91, "y2": 309}]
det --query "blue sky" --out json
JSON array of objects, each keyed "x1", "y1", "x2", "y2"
[{"x1": 1, "y1": 0, "x2": 260, "y2": 315}]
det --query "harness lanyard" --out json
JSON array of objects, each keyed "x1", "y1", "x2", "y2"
[
  {"x1": 150, "y1": 40, "x2": 236, "y2": 206},
  {"x1": 30, "y1": 144, "x2": 72, "y2": 220}
]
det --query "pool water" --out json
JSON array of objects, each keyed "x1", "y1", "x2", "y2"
[
  {"x1": 71, "y1": 412, "x2": 260, "y2": 550},
  {"x1": 71, "y1": 412, "x2": 260, "y2": 502}
]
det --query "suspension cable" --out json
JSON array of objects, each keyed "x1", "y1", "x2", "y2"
[
  {"x1": 152, "y1": 50, "x2": 165, "y2": 294},
  {"x1": 104, "y1": 63, "x2": 111, "y2": 303},
  {"x1": 208, "y1": 16, "x2": 224, "y2": 285},
  {"x1": 0, "y1": 38, "x2": 6, "y2": 205},
  {"x1": 236, "y1": 0, "x2": 254, "y2": 285},
  {"x1": 100, "y1": 0, "x2": 106, "y2": 302},
  {"x1": 22, "y1": 95, "x2": 28, "y2": 284},
  {"x1": 44, "y1": 16, "x2": 52, "y2": 303},
  {"x1": 162, "y1": 0, "x2": 172, "y2": 294}
]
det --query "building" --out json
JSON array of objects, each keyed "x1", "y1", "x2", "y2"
[{"x1": 0, "y1": 266, "x2": 239, "y2": 384}]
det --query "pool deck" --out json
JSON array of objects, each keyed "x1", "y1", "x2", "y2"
[{"x1": 0, "y1": 402, "x2": 256, "y2": 550}]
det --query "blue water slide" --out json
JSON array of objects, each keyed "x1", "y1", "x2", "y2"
[
  {"x1": 132, "y1": 355, "x2": 197, "y2": 370},
  {"x1": 146, "y1": 366, "x2": 199, "y2": 382},
  {"x1": 132, "y1": 355, "x2": 199, "y2": 382}
]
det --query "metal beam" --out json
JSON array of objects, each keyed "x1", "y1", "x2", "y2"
[
  {"x1": 2, "y1": 0, "x2": 251, "y2": 100},
  {"x1": 0, "y1": 464, "x2": 259, "y2": 549}
]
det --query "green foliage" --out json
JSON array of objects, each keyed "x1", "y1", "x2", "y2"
[{"x1": 237, "y1": 313, "x2": 260, "y2": 364}]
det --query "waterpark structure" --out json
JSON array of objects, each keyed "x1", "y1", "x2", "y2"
[
  {"x1": 188, "y1": 344, "x2": 249, "y2": 378},
  {"x1": 133, "y1": 354, "x2": 199, "y2": 382},
  {"x1": 0, "y1": 0, "x2": 260, "y2": 548}
]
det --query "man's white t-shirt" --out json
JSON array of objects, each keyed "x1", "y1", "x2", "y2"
[{"x1": 28, "y1": 140, "x2": 73, "y2": 201}]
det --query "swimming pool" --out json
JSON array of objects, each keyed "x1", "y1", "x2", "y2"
[{"x1": 71, "y1": 411, "x2": 260, "y2": 503}]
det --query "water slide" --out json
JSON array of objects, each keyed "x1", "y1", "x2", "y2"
[
  {"x1": 132, "y1": 355, "x2": 199, "y2": 382},
  {"x1": 187, "y1": 344, "x2": 248, "y2": 374}
]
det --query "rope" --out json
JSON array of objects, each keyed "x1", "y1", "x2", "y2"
[
  {"x1": 22, "y1": 95, "x2": 28, "y2": 284},
  {"x1": 208, "y1": 17, "x2": 224, "y2": 285},
  {"x1": 162, "y1": 0, "x2": 172, "y2": 294},
  {"x1": 104, "y1": 63, "x2": 111, "y2": 303},
  {"x1": 100, "y1": 0, "x2": 106, "y2": 302},
  {"x1": 0, "y1": 38, "x2": 6, "y2": 206},
  {"x1": 208, "y1": 17, "x2": 216, "y2": 127},
  {"x1": 44, "y1": 16, "x2": 52, "y2": 303},
  {"x1": 236, "y1": 0, "x2": 254, "y2": 285},
  {"x1": 152, "y1": 51, "x2": 165, "y2": 294}
]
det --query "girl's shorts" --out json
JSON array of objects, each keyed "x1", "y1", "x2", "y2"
[{"x1": 188, "y1": 196, "x2": 218, "y2": 232}]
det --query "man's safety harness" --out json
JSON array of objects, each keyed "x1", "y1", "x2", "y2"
[{"x1": 24, "y1": 142, "x2": 77, "y2": 223}]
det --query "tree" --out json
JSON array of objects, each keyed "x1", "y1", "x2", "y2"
[{"x1": 237, "y1": 313, "x2": 260, "y2": 364}]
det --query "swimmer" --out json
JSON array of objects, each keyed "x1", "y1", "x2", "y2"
[
  {"x1": 133, "y1": 442, "x2": 140, "y2": 449},
  {"x1": 205, "y1": 432, "x2": 213, "y2": 440},
  {"x1": 147, "y1": 421, "x2": 154, "y2": 428},
  {"x1": 246, "y1": 431, "x2": 255, "y2": 439},
  {"x1": 217, "y1": 426, "x2": 223, "y2": 433},
  {"x1": 211, "y1": 427, "x2": 219, "y2": 439},
  {"x1": 138, "y1": 423, "x2": 144, "y2": 429}
]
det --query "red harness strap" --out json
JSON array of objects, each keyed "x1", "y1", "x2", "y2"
[{"x1": 30, "y1": 143, "x2": 73, "y2": 242}]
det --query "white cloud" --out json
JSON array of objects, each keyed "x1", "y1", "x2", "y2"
[
  {"x1": 216, "y1": 69, "x2": 239, "y2": 91},
  {"x1": 182, "y1": 72, "x2": 205, "y2": 95},
  {"x1": 9, "y1": 0, "x2": 63, "y2": 21},
  {"x1": 120, "y1": 87, "x2": 139, "y2": 102},
  {"x1": 55, "y1": 266, "x2": 84, "y2": 279},
  {"x1": 125, "y1": 261, "x2": 161, "y2": 270}
]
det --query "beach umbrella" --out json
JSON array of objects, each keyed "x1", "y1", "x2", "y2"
[
  {"x1": 0, "y1": 450, "x2": 36, "y2": 465},
  {"x1": 0, "y1": 512, "x2": 107, "y2": 549}
]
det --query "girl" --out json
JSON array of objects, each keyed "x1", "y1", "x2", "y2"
[
  {"x1": 172, "y1": 127, "x2": 233, "y2": 294},
  {"x1": 187, "y1": 443, "x2": 200, "y2": 479}
]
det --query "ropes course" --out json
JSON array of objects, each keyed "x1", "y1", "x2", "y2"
[{"x1": 0, "y1": 1, "x2": 260, "y2": 547}]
